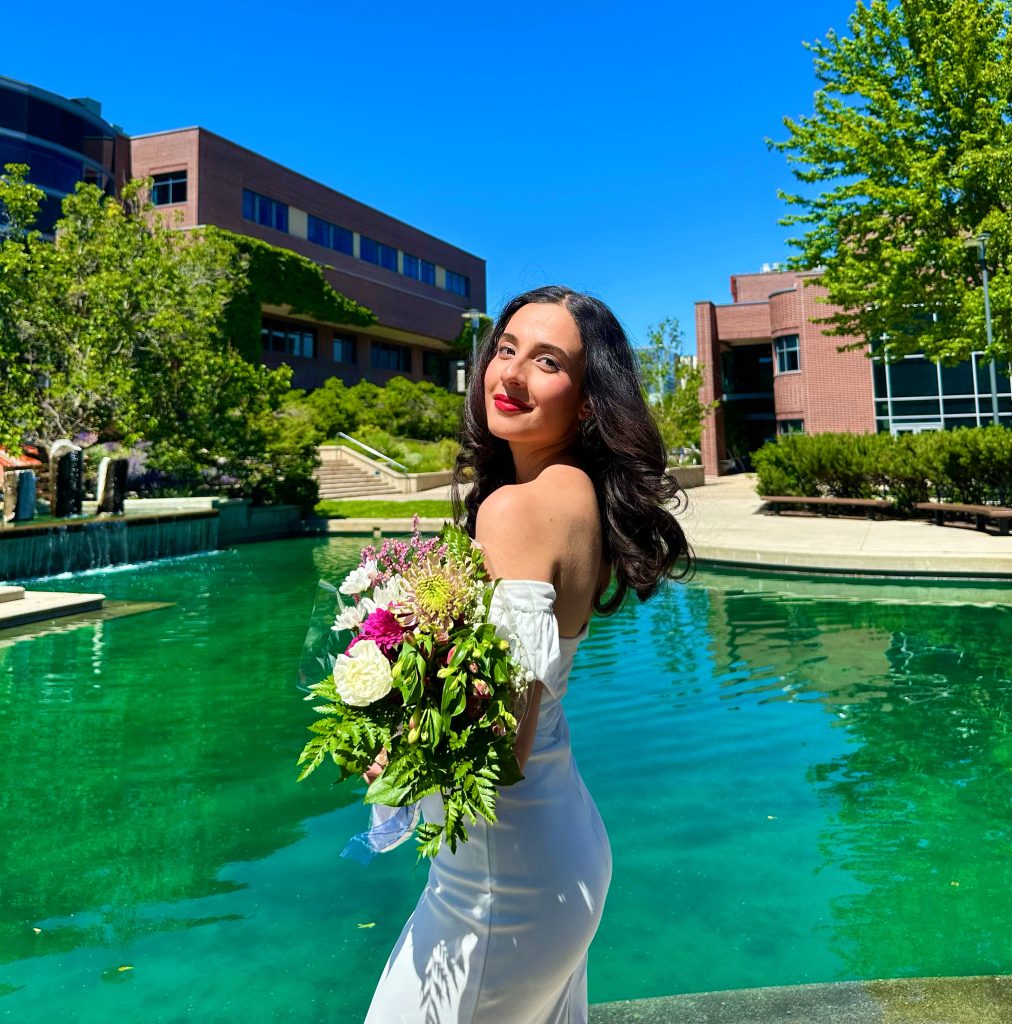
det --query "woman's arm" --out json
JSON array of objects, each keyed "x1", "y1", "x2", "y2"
[
  {"x1": 512, "y1": 681, "x2": 544, "y2": 774},
  {"x1": 476, "y1": 486, "x2": 557, "y2": 774}
]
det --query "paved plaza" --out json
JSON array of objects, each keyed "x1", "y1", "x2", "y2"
[{"x1": 332, "y1": 474, "x2": 1012, "y2": 580}]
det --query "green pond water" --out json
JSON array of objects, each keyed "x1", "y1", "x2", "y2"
[{"x1": 2, "y1": 539, "x2": 1012, "y2": 1022}]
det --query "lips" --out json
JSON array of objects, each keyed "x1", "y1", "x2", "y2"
[{"x1": 493, "y1": 393, "x2": 531, "y2": 412}]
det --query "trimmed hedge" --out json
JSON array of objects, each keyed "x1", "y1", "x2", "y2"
[{"x1": 752, "y1": 427, "x2": 1012, "y2": 511}]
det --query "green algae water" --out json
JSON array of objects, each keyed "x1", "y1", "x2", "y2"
[{"x1": 2, "y1": 539, "x2": 1012, "y2": 1022}]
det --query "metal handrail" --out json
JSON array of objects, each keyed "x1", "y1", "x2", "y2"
[{"x1": 337, "y1": 432, "x2": 409, "y2": 474}]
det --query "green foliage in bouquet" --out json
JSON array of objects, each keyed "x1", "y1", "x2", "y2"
[{"x1": 297, "y1": 523, "x2": 528, "y2": 859}]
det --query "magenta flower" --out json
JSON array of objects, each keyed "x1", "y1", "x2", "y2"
[{"x1": 347, "y1": 607, "x2": 405, "y2": 657}]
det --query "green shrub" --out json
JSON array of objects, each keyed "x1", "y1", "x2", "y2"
[
  {"x1": 302, "y1": 376, "x2": 462, "y2": 442},
  {"x1": 753, "y1": 427, "x2": 1012, "y2": 510}
]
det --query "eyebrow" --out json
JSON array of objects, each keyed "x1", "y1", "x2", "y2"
[{"x1": 500, "y1": 333, "x2": 575, "y2": 361}]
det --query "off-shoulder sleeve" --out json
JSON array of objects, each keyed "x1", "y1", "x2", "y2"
[{"x1": 488, "y1": 579, "x2": 566, "y2": 699}]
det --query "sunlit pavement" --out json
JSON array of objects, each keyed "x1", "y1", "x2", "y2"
[
  {"x1": 679, "y1": 474, "x2": 1012, "y2": 579},
  {"x1": 590, "y1": 976, "x2": 1012, "y2": 1023}
]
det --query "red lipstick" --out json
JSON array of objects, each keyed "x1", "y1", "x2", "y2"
[{"x1": 493, "y1": 393, "x2": 531, "y2": 412}]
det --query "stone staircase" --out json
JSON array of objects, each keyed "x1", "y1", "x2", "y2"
[
  {"x1": 314, "y1": 459, "x2": 402, "y2": 500},
  {"x1": 0, "y1": 585, "x2": 105, "y2": 629}
]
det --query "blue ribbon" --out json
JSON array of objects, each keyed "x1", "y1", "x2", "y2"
[{"x1": 340, "y1": 802, "x2": 422, "y2": 864}]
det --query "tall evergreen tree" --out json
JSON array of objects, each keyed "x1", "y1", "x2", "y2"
[{"x1": 772, "y1": 0, "x2": 1012, "y2": 362}]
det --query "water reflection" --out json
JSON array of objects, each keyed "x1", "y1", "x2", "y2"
[
  {"x1": 0, "y1": 540, "x2": 365, "y2": 973},
  {"x1": 699, "y1": 574, "x2": 1012, "y2": 984}
]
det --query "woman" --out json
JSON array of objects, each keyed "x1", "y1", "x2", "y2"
[{"x1": 364, "y1": 285, "x2": 690, "y2": 1023}]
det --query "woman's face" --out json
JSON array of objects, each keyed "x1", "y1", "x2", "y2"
[{"x1": 483, "y1": 301, "x2": 589, "y2": 447}]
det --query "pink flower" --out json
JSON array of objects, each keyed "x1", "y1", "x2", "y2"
[{"x1": 347, "y1": 607, "x2": 405, "y2": 657}]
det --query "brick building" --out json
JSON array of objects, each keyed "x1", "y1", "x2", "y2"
[
  {"x1": 130, "y1": 128, "x2": 485, "y2": 392},
  {"x1": 2, "y1": 74, "x2": 484, "y2": 393},
  {"x1": 696, "y1": 267, "x2": 1012, "y2": 475}
]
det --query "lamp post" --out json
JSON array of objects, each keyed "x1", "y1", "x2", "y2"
[
  {"x1": 964, "y1": 231, "x2": 1001, "y2": 425},
  {"x1": 461, "y1": 308, "x2": 481, "y2": 370}
]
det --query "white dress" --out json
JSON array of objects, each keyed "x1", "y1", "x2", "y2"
[{"x1": 364, "y1": 579, "x2": 612, "y2": 1024}]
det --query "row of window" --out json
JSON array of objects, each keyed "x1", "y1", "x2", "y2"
[
  {"x1": 151, "y1": 176, "x2": 470, "y2": 296},
  {"x1": 261, "y1": 321, "x2": 450, "y2": 380},
  {"x1": 241, "y1": 187, "x2": 468, "y2": 296}
]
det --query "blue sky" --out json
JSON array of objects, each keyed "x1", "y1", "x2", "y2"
[{"x1": 6, "y1": 0, "x2": 859, "y2": 350}]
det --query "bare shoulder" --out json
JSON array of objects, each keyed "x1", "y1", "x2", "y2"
[
  {"x1": 531, "y1": 464, "x2": 599, "y2": 518},
  {"x1": 475, "y1": 467, "x2": 600, "y2": 583}
]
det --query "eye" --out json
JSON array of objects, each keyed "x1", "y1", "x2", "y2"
[
  {"x1": 497, "y1": 343, "x2": 515, "y2": 357},
  {"x1": 537, "y1": 355, "x2": 562, "y2": 372}
]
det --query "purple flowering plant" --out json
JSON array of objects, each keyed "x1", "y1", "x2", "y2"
[{"x1": 298, "y1": 517, "x2": 530, "y2": 858}]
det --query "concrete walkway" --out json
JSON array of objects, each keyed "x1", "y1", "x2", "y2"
[
  {"x1": 590, "y1": 975, "x2": 1012, "y2": 1024},
  {"x1": 679, "y1": 474, "x2": 1012, "y2": 578},
  {"x1": 320, "y1": 475, "x2": 1012, "y2": 579}
]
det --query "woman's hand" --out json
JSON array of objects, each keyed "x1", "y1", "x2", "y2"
[{"x1": 362, "y1": 748, "x2": 388, "y2": 784}]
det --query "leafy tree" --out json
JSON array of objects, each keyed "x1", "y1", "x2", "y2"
[
  {"x1": 0, "y1": 165, "x2": 46, "y2": 450},
  {"x1": 771, "y1": 0, "x2": 1012, "y2": 363},
  {"x1": 0, "y1": 166, "x2": 330, "y2": 504},
  {"x1": 637, "y1": 317, "x2": 712, "y2": 453}
]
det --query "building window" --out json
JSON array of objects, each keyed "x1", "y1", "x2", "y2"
[
  {"x1": 242, "y1": 189, "x2": 288, "y2": 233},
  {"x1": 261, "y1": 320, "x2": 316, "y2": 358},
  {"x1": 333, "y1": 333, "x2": 357, "y2": 364},
  {"x1": 445, "y1": 270, "x2": 470, "y2": 297},
  {"x1": 361, "y1": 236, "x2": 397, "y2": 271},
  {"x1": 774, "y1": 334, "x2": 800, "y2": 374},
  {"x1": 403, "y1": 253, "x2": 420, "y2": 279},
  {"x1": 308, "y1": 214, "x2": 354, "y2": 256},
  {"x1": 423, "y1": 351, "x2": 448, "y2": 378},
  {"x1": 777, "y1": 419, "x2": 804, "y2": 435},
  {"x1": 151, "y1": 171, "x2": 187, "y2": 206},
  {"x1": 371, "y1": 341, "x2": 412, "y2": 373},
  {"x1": 420, "y1": 260, "x2": 436, "y2": 285}
]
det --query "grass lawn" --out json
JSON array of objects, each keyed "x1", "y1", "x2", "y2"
[{"x1": 313, "y1": 499, "x2": 454, "y2": 520}]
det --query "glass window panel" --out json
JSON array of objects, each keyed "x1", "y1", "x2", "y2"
[
  {"x1": 0, "y1": 89, "x2": 28, "y2": 134},
  {"x1": 274, "y1": 202, "x2": 288, "y2": 233},
  {"x1": 872, "y1": 361, "x2": 888, "y2": 398},
  {"x1": 888, "y1": 357, "x2": 938, "y2": 398},
  {"x1": 942, "y1": 397, "x2": 977, "y2": 415},
  {"x1": 333, "y1": 335, "x2": 357, "y2": 363},
  {"x1": 308, "y1": 215, "x2": 329, "y2": 246},
  {"x1": 895, "y1": 399, "x2": 942, "y2": 418},
  {"x1": 360, "y1": 237, "x2": 379, "y2": 264},
  {"x1": 939, "y1": 360, "x2": 974, "y2": 395},
  {"x1": 378, "y1": 243, "x2": 397, "y2": 271},
  {"x1": 332, "y1": 226, "x2": 353, "y2": 255},
  {"x1": 271, "y1": 328, "x2": 287, "y2": 353},
  {"x1": 242, "y1": 189, "x2": 255, "y2": 221},
  {"x1": 403, "y1": 254, "x2": 419, "y2": 279},
  {"x1": 420, "y1": 260, "x2": 435, "y2": 285}
]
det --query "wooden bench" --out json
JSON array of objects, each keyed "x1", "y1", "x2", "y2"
[
  {"x1": 760, "y1": 495, "x2": 893, "y2": 519},
  {"x1": 914, "y1": 501, "x2": 1012, "y2": 537}
]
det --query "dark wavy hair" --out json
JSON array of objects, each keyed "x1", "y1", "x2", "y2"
[{"x1": 452, "y1": 285, "x2": 692, "y2": 614}]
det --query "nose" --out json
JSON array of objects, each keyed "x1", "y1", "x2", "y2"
[{"x1": 500, "y1": 352, "x2": 527, "y2": 390}]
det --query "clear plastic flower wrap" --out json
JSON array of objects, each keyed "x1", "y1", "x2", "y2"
[{"x1": 297, "y1": 518, "x2": 532, "y2": 860}]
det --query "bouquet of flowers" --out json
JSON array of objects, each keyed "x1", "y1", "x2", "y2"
[{"x1": 297, "y1": 518, "x2": 532, "y2": 859}]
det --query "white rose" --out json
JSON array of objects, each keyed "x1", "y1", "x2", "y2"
[
  {"x1": 340, "y1": 559, "x2": 377, "y2": 596},
  {"x1": 333, "y1": 603, "x2": 365, "y2": 632},
  {"x1": 334, "y1": 639, "x2": 394, "y2": 706}
]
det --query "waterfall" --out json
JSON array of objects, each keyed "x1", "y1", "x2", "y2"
[{"x1": 0, "y1": 512, "x2": 220, "y2": 582}]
